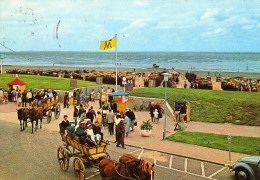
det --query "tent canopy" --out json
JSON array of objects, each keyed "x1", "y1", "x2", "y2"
[
  {"x1": 8, "y1": 78, "x2": 26, "y2": 85},
  {"x1": 109, "y1": 91, "x2": 129, "y2": 96}
]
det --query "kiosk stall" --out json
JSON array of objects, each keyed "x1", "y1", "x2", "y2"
[{"x1": 109, "y1": 91, "x2": 129, "y2": 113}]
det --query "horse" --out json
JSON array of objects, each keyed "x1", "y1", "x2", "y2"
[
  {"x1": 119, "y1": 154, "x2": 155, "y2": 180},
  {"x1": 17, "y1": 108, "x2": 29, "y2": 131},
  {"x1": 28, "y1": 107, "x2": 43, "y2": 134},
  {"x1": 99, "y1": 154, "x2": 155, "y2": 180}
]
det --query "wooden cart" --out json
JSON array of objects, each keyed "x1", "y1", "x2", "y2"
[
  {"x1": 32, "y1": 97, "x2": 61, "y2": 123},
  {"x1": 58, "y1": 131, "x2": 110, "y2": 180}
]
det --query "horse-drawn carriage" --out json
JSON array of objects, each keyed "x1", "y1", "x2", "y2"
[
  {"x1": 58, "y1": 129, "x2": 110, "y2": 179},
  {"x1": 32, "y1": 97, "x2": 61, "y2": 124},
  {"x1": 17, "y1": 97, "x2": 61, "y2": 133},
  {"x1": 58, "y1": 129, "x2": 155, "y2": 180}
]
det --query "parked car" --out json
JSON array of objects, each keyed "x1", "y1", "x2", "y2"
[{"x1": 230, "y1": 156, "x2": 260, "y2": 180}]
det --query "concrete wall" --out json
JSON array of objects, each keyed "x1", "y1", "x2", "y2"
[{"x1": 128, "y1": 96, "x2": 176, "y2": 121}]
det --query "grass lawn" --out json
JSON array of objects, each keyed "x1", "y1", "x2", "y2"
[
  {"x1": 0, "y1": 74, "x2": 96, "y2": 90},
  {"x1": 167, "y1": 131, "x2": 260, "y2": 155},
  {"x1": 130, "y1": 88, "x2": 260, "y2": 126}
]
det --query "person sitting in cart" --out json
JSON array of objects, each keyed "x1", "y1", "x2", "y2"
[
  {"x1": 85, "y1": 124, "x2": 100, "y2": 146},
  {"x1": 93, "y1": 121, "x2": 103, "y2": 141},
  {"x1": 75, "y1": 120, "x2": 87, "y2": 144}
]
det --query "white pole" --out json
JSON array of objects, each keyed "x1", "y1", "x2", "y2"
[
  {"x1": 163, "y1": 81, "x2": 167, "y2": 140},
  {"x1": 115, "y1": 34, "x2": 118, "y2": 91},
  {"x1": 1, "y1": 60, "x2": 2, "y2": 75}
]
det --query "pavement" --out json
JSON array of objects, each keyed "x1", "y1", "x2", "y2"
[{"x1": 1, "y1": 100, "x2": 259, "y2": 166}]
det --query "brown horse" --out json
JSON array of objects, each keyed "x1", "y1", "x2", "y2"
[
  {"x1": 119, "y1": 154, "x2": 155, "y2": 180},
  {"x1": 28, "y1": 107, "x2": 43, "y2": 134},
  {"x1": 99, "y1": 154, "x2": 154, "y2": 180},
  {"x1": 17, "y1": 108, "x2": 29, "y2": 131}
]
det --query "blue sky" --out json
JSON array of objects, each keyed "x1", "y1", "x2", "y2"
[{"x1": 0, "y1": 0, "x2": 260, "y2": 52}]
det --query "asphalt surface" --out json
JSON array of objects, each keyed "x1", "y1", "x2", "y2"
[{"x1": 0, "y1": 120, "x2": 236, "y2": 180}]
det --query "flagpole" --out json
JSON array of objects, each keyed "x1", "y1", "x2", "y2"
[{"x1": 115, "y1": 34, "x2": 118, "y2": 91}]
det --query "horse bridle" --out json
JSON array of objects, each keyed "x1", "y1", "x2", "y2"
[
  {"x1": 132, "y1": 161, "x2": 154, "y2": 180},
  {"x1": 114, "y1": 160, "x2": 151, "y2": 180}
]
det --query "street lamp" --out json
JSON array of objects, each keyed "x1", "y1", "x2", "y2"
[{"x1": 163, "y1": 72, "x2": 170, "y2": 140}]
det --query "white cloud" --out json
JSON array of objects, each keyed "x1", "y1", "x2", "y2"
[
  {"x1": 200, "y1": 9, "x2": 219, "y2": 21},
  {"x1": 121, "y1": 19, "x2": 149, "y2": 33},
  {"x1": 242, "y1": 25, "x2": 254, "y2": 30},
  {"x1": 200, "y1": 28, "x2": 227, "y2": 37},
  {"x1": 153, "y1": 12, "x2": 197, "y2": 30},
  {"x1": 132, "y1": 1, "x2": 148, "y2": 7}
]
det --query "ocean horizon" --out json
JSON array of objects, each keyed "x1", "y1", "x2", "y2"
[{"x1": 1, "y1": 51, "x2": 259, "y2": 73}]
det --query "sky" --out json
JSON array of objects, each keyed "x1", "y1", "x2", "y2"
[{"x1": 0, "y1": 0, "x2": 260, "y2": 52}]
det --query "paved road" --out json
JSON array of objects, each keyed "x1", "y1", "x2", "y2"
[{"x1": 0, "y1": 120, "x2": 236, "y2": 180}]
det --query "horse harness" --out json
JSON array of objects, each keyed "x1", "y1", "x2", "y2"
[
  {"x1": 18, "y1": 108, "x2": 28, "y2": 120},
  {"x1": 29, "y1": 108, "x2": 41, "y2": 120},
  {"x1": 113, "y1": 161, "x2": 148, "y2": 180}
]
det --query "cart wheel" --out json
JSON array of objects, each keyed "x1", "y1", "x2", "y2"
[
  {"x1": 73, "y1": 157, "x2": 85, "y2": 180},
  {"x1": 54, "y1": 105, "x2": 61, "y2": 119},
  {"x1": 47, "y1": 110, "x2": 52, "y2": 124},
  {"x1": 57, "y1": 146, "x2": 69, "y2": 172}
]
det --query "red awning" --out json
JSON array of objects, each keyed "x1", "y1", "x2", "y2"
[{"x1": 7, "y1": 78, "x2": 26, "y2": 85}]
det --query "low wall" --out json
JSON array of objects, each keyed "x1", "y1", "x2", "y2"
[
  {"x1": 33, "y1": 85, "x2": 123, "y2": 103},
  {"x1": 128, "y1": 96, "x2": 176, "y2": 121}
]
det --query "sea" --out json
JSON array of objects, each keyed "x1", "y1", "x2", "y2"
[{"x1": 0, "y1": 51, "x2": 259, "y2": 73}]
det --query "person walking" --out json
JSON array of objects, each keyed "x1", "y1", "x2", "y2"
[
  {"x1": 90, "y1": 89, "x2": 95, "y2": 102},
  {"x1": 11, "y1": 89, "x2": 17, "y2": 103},
  {"x1": 95, "y1": 111, "x2": 102, "y2": 124},
  {"x1": 116, "y1": 118, "x2": 126, "y2": 149},
  {"x1": 150, "y1": 102, "x2": 155, "y2": 122},
  {"x1": 78, "y1": 104, "x2": 85, "y2": 118},
  {"x1": 106, "y1": 109, "x2": 115, "y2": 135},
  {"x1": 86, "y1": 108, "x2": 94, "y2": 123},
  {"x1": 0, "y1": 88, "x2": 4, "y2": 104},
  {"x1": 22, "y1": 90, "x2": 27, "y2": 107},
  {"x1": 124, "y1": 112, "x2": 131, "y2": 137},
  {"x1": 17, "y1": 90, "x2": 22, "y2": 107},
  {"x1": 26, "y1": 90, "x2": 33, "y2": 106},
  {"x1": 73, "y1": 105, "x2": 79, "y2": 124},
  {"x1": 63, "y1": 91, "x2": 69, "y2": 108},
  {"x1": 3, "y1": 90, "x2": 8, "y2": 104},
  {"x1": 76, "y1": 89, "x2": 80, "y2": 106},
  {"x1": 114, "y1": 113, "x2": 121, "y2": 143}
]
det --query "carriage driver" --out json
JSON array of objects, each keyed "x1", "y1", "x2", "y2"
[{"x1": 59, "y1": 115, "x2": 70, "y2": 133}]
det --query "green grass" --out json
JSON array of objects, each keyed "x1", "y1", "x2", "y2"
[
  {"x1": 130, "y1": 88, "x2": 260, "y2": 126},
  {"x1": 167, "y1": 131, "x2": 260, "y2": 155},
  {"x1": 0, "y1": 74, "x2": 96, "y2": 90}
]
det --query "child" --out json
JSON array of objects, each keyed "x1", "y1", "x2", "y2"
[{"x1": 153, "y1": 109, "x2": 159, "y2": 124}]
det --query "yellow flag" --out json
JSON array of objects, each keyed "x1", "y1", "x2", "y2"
[{"x1": 100, "y1": 35, "x2": 116, "y2": 50}]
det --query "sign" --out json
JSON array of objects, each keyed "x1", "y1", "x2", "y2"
[
  {"x1": 227, "y1": 135, "x2": 232, "y2": 144},
  {"x1": 122, "y1": 76, "x2": 127, "y2": 85},
  {"x1": 70, "y1": 79, "x2": 77, "y2": 88}
]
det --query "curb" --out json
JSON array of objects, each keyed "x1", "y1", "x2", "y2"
[{"x1": 107, "y1": 140, "x2": 225, "y2": 166}]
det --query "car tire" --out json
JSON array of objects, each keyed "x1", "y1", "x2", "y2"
[{"x1": 235, "y1": 168, "x2": 250, "y2": 180}]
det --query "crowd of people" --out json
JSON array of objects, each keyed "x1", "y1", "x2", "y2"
[
  {"x1": 0, "y1": 87, "x2": 57, "y2": 107},
  {"x1": 59, "y1": 97, "x2": 136, "y2": 149}
]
